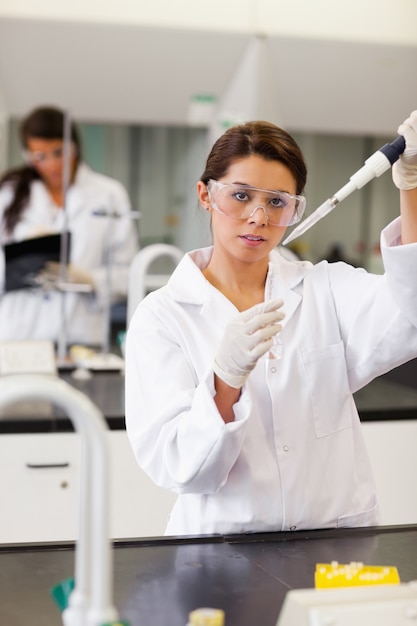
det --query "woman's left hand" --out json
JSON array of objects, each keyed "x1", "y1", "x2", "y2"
[{"x1": 41, "y1": 261, "x2": 94, "y2": 287}]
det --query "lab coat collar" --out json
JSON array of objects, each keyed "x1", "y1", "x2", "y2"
[
  {"x1": 269, "y1": 247, "x2": 313, "y2": 289},
  {"x1": 167, "y1": 246, "x2": 312, "y2": 314},
  {"x1": 167, "y1": 247, "x2": 212, "y2": 305},
  {"x1": 268, "y1": 250, "x2": 312, "y2": 325},
  {"x1": 65, "y1": 163, "x2": 96, "y2": 219},
  {"x1": 73, "y1": 162, "x2": 93, "y2": 187}
]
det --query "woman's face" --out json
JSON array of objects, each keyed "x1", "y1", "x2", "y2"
[
  {"x1": 198, "y1": 154, "x2": 298, "y2": 264},
  {"x1": 25, "y1": 138, "x2": 77, "y2": 192}
]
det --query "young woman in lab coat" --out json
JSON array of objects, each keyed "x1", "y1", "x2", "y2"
[
  {"x1": 125, "y1": 112, "x2": 417, "y2": 536},
  {"x1": 0, "y1": 106, "x2": 138, "y2": 346}
]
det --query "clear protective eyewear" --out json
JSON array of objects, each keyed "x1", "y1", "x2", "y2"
[
  {"x1": 22, "y1": 145, "x2": 70, "y2": 166},
  {"x1": 207, "y1": 179, "x2": 306, "y2": 227}
]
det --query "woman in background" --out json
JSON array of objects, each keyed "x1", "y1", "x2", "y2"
[
  {"x1": 0, "y1": 106, "x2": 139, "y2": 347},
  {"x1": 126, "y1": 111, "x2": 417, "y2": 536}
]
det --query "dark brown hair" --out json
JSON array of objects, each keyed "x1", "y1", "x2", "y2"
[
  {"x1": 0, "y1": 106, "x2": 82, "y2": 234},
  {"x1": 200, "y1": 120, "x2": 307, "y2": 194}
]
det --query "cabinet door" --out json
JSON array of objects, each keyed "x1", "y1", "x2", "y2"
[
  {"x1": 0, "y1": 433, "x2": 79, "y2": 543},
  {"x1": 362, "y1": 420, "x2": 417, "y2": 525},
  {"x1": 108, "y1": 431, "x2": 177, "y2": 539},
  {"x1": 0, "y1": 431, "x2": 177, "y2": 543}
]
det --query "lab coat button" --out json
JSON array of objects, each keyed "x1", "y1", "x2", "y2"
[
  {"x1": 290, "y1": 526, "x2": 297, "y2": 531},
  {"x1": 283, "y1": 445, "x2": 289, "y2": 452},
  {"x1": 271, "y1": 367, "x2": 277, "y2": 373}
]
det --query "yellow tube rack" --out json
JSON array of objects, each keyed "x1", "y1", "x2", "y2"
[{"x1": 315, "y1": 561, "x2": 400, "y2": 588}]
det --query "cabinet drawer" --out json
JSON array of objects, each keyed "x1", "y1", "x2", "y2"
[
  {"x1": 0, "y1": 431, "x2": 177, "y2": 543},
  {"x1": 0, "y1": 433, "x2": 79, "y2": 543}
]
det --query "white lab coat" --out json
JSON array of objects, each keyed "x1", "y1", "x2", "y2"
[
  {"x1": 0, "y1": 164, "x2": 138, "y2": 345},
  {"x1": 125, "y1": 217, "x2": 417, "y2": 536}
]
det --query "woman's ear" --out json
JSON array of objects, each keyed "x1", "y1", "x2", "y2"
[{"x1": 197, "y1": 181, "x2": 211, "y2": 211}]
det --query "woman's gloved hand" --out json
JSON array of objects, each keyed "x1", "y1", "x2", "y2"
[
  {"x1": 41, "y1": 261, "x2": 94, "y2": 287},
  {"x1": 392, "y1": 110, "x2": 417, "y2": 190},
  {"x1": 213, "y1": 298, "x2": 285, "y2": 389}
]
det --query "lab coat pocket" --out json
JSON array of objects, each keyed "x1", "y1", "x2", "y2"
[
  {"x1": 337, "y1": 495, "x2": 379, "y2": 528},
  {"x1": 300, "y1": 341, "x2": 351, "y2": 438}
]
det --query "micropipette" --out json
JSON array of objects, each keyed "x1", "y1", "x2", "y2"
[{"x1": 282, "y1": 135, "x2": 406, "y2": 246}]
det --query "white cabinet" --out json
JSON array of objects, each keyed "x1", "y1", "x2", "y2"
[
  {"x1": 0, "y1": 430, "x2": 176, "y2": 543},
  {"x1": 107, "y1": 430, "x2": 177, "y2": 539},
  {"x1": 362, "y1": 420, "x2": 417, "y2": 526},
  {"x1": 3, "y1": 419, "x2": 415, "y2": 544}
]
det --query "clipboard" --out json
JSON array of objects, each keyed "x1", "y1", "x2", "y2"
[{"x1": 4, "y1": 233, "x2": 70, "y2": 292}]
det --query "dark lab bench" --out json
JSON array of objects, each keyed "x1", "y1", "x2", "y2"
[
  {"x1": 0, "y1": 368, "x2": 417, "y2": 433},
  {"x1": 0, "y1": 370, "x2": 126, "y2": 433},
  {"x1": 1, "y1": 525, "x2": 417, "y2": 626}
]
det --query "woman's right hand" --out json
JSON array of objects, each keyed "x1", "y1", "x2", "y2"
[
  {"x1": 213, "y1": 298, "x2": 285, "y2": 389},
  {"x1": 392, "y1": 110, "x2": 417, "y2": 190}
]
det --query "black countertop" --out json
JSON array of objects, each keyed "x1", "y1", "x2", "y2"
[
  {"x1": 0, "y1": 370, "x2": 417, "y2": 433},
  {"x1": 1, "y1": 525, "x2": 417, "y2": 626},
  {"x1": 0, "y1": 370, "x2": 125, "y2": 433}
]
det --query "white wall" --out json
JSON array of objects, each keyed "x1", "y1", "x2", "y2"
[
  {"x1": 1, "y1": 0, "x2": 417, "y2": 45},
  {"x1": 0, "y1": 2, "x2": 416, "y2": 132}
]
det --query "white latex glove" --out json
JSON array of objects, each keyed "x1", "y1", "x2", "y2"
[
  {"x1": 214, "y1": 298, "x2": 285, "y2": 389},
  {"x1": 392, "y1": 110, "x2": 417, "y2": 190},
  {"x1": 41, "y1": 261, "x2": 94, "y2": 286},
  {"x1": 28, "y1": 227, "x2": 57, "y2": 238}
]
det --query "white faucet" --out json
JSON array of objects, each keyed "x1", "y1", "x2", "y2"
[{"x1": 0, "y1": 374, "x2": 119, "y2": 626}]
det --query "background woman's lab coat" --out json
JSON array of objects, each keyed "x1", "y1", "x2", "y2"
[
  {"x1": 125, "y1": 217, "x2": 417, "y2": 536},
  {"x1": 0, "y1": 163, "x2": 138, "y2": 345}
]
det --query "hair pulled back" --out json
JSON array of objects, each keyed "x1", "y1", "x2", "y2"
[
  {"x1": 0, "y1": 106, "x2": 82, "y2": 234},
  {"x1": 200, "y1": 121, "x2": 307, "y2": 195}
]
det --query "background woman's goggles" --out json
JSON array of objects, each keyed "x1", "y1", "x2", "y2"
[
  {"x1": 22, "y1": 144, "x2": 76, "y2": 166},
  {"x1": 207, "y1": 180, "x2": 306, "y2": 226}
]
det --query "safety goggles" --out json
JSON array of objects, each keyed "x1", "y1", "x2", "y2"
[
  {"x1": 207, "y1": 180, "x2": 306, "y2": 227},
  {"x1": 22, "y1": 145, "x2": 74, "y2": 166}
]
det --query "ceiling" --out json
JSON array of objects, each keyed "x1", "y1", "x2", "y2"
[{"x1": 0, "y1": 17, "x2": 416, "y2": 135}]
